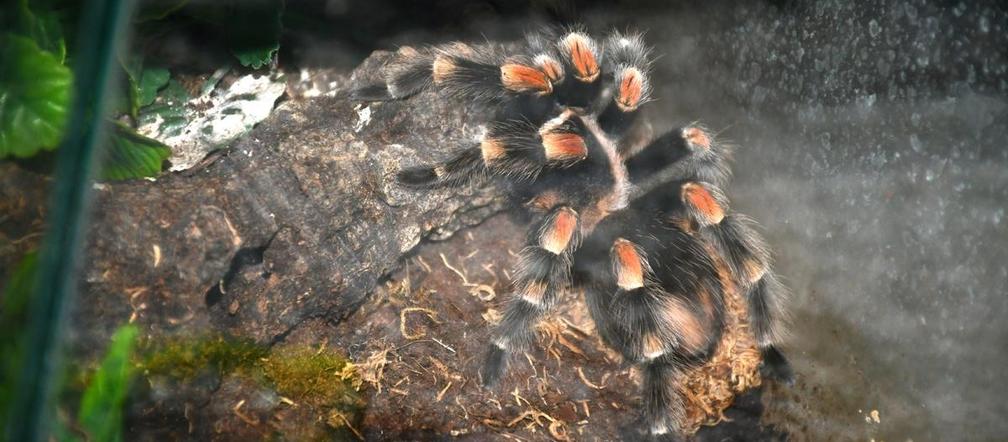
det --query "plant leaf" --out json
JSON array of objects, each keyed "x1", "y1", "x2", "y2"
[
  {"x1": 117, "y1": 55, "x2": 169, "y2": 116},
  {"x1": 136, "y1": 78, "x2": 191, "y2": 139},
  {"x1": 227, "y1": 0, "x2": 283, "y2": 69},
  {"x1": 77, "y1": 325, "x2": 138, "y2": 442},
  {"x1": 137, "y1": 67, "x2": 170, "y2": 108},
  {"x1": 187, "y1": 0, "x2": 284, "y2": 69},
  {"x1": 99, "y1": 122, "x2": 171, "y2": 181},
  {"x1": 0, "y1": 34, "x2": 72, "y2": 158},
  {"x1": 16, "y1": 0, "x2": 67, "y2": 62},
  {"x1": 233, "y1": 43, "x2": 280, "y2": 70}
]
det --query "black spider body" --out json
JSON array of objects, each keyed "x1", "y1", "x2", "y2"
[{"x1": 352, "y1": 27, "x2": 791, "y2": 440}]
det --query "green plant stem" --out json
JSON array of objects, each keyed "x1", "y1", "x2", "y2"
[{"x1": 5, "y1": 1, "x2": 135, "y2": 441}]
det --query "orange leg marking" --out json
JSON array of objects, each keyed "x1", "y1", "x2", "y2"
[
  {"x1": 541, "y1": 132, "x2": 587, "y2": 162},
  {"x1": 500, "y1": 64, "x2": 552, "y2": 95},
  {"x1": 682, "y1": 183, "x2": 725, "y2": 225},
  {"x1": 682, "y1": 127, "x2": 711, "y2": 150},
  {"x1": 612, "y1": 238, "x2": 645, "y2": 290},
  {"x1": 617, "y1": 68, "x2": 645, "y2": 111},
  {"x1": 541, "y1": 208, "x2": 578, "y2": 254}
]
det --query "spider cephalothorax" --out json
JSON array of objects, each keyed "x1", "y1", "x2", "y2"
[{"x1": 352, "y1": 26, "x2": 792, "y2": 440}]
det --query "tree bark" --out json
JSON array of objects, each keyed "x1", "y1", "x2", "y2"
[{"x1": 67, "y1": 51, "x2": 505, "y2": 348}]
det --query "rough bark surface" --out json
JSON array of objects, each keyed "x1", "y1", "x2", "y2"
[{"x1": 71, "y1": 51, "x2": 506, "y2": 349}]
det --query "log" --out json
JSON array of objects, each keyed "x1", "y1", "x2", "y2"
[{"x1": 69, "y1": 51, "x2": 506, "y2": 349}]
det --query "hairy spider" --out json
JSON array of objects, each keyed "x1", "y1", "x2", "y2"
[{"x1": 352, "y1": 26, "x2": 793, "y2": 440}]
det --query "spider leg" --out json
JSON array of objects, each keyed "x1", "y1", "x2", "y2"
[
  {"x1": 348, "y1": 46, "x2": 434, "y2": 101},
  {"x1": 598, "y1": 32, "x2": 654, "y2": 138},
  {"x1": 627, "y1": 126, "x2": 732, "y2": 189},
  {"x1": 682, "y1": 182, "x2": 794, "y2": 384},
  {"x1": 609, "y1": 236, "x2": 722, "y2": 438},
  {"x1": 397, "y1": 115, "x2": 589, "y2": 188},
  {"x1": 350, "y1": 41, "x2": 565, "y2": 106},
  {"x1": 577, "y1": 198, "x2": 727, "y2": 438},
  {"x1": 640, "y1": 360, "x2": 687, "y2": 439},
  {"x1": 553, "y1": 31, "x2": 604, "y2": 107},
  {"x1": 481, "y1": 205, "x2": 580, "y2": 386}
]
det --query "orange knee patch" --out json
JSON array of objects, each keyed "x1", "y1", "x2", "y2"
[
  {"x1": 535, "y1": 54, "x2": 565, "y2": 84},
  {"x1": 741, "y1": 257, "x2": 768, "y2": 285},
  {"x1": 540, "y1": 208, "x2": 578, "y2": 254},
  {"x1": 432, "y1": 55, "x2": 456, "y2": 84},
  {"x1": 525, "y1": 191, "x2": 562, "y2": 212},
  {"x1": 612, "y1": 239, "x2": 645, "y2": 290},
  {"x1": 500, "y1": 63, "x2": 552, "y2": 95},
  {"x1": 562, "y1": 33, "x2": 600, "y2": 82},
  {"x1": 642, "y1": 332, "x2": 665, "y2": 359},
  {"x1": 480, "y1": 138, "x2": 506, "y2": 164},
  {"x1": 541, "y1": 132, "x2": 587, "y2": 162},
  {"x1": 520, "y1": 281, "x2": 548, "y2": 305},
  {"x1": 682, "y1": 127, "x2": 711, "y2": 150},
  {"x1": 681, "y1": 183, "x2": 725, "y2": 225},
  {"x1": 616, "y1": 67, "x2": 646, "y2": 111}
]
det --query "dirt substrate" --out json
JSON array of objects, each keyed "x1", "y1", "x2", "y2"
[{"x1": 282, "y1": 214, "x2": 789, "y2": 441}]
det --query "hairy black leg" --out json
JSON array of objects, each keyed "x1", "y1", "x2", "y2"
[
  {"x1": 553, "y1": 31, "x2": 603, "y2": 108},
  {"x1": 396, "y1": 146, "x2": 485, "y2": 188},
  {"x1": 599, "y1": 32, "x2": 653, "y2": 138},
  {"x1": 396, "y1": 113, "x2": 591, "y2": 188},
  {"x1": 759, "y1": 344, "x2": 794, "y2": 385},
  {"x1": 347, "y1": 46, "x2": 435, "y2": 101},
  {"x1": 350, "y1": 42, "x2": 563, "y2": 105},
  {"x1": 481, "y1": 206, "x2": 580, "y2": 386},
  {"x1": 640, "y1": 360, "x2": 687, "y2": 439},
  {"x1": 687, "y1": 186, "x2": 793, "y2": 385},
  {"x1": 627, "y1": 126, "x2": 732, "y2": 193}
]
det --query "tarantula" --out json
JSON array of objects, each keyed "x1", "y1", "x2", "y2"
[{"x1": 352, "y1": 27, "x2": 792, "y2": 440}]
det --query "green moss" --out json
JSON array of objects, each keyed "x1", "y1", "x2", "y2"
[
  {"x1": 141, "y1": 335, "x2": 267, "y2": 380},
  {"x1": 262, "y1": 345, "x2": 364, "y2": 410},
  {"x1": 139, "y1": 335, "x2": 365, "y2": 438}
]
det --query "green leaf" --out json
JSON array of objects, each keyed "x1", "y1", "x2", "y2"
[
  {"x1": 119, "y1": 53, "x2": 143, "y2": 116},
  {"x1": 137, "y1": 79, "x2": 190, "y2": 138},
  {"x1": 16, "y1": 0, "x2": 67, "y2": 62},
  {"x1": 118, "y1": 56, "x2": 169, "y2": 116},
  {"x1": 0, "y1": 34, "x2": 73, "y2": 158},
  {"x1": 77, "y1": 325, "x2": 138, "y2": 442},
  {"x1": 233, "y1": 43, "x2": 280, "y2": 70},
  {"x1": 137, "y1": 67, "x2": 170, "y2": 108},
  {"x1": 187, "y1": 0, "x2": 284, "y2": 69},
  {"x1": 99, "y1": 122, "x2": 171, "y2": 181}
]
